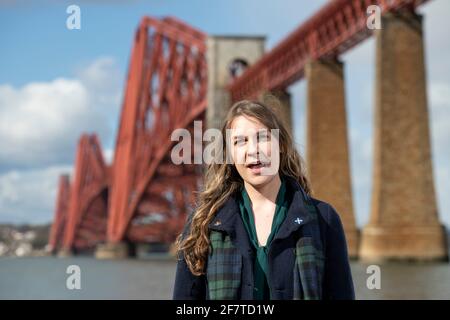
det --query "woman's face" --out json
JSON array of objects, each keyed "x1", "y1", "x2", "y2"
[{"x1": 229, "y1": 115, "x2": 280, "y2": 187}]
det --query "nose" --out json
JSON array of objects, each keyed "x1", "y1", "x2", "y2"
[{"x1": 247, "y1": 137, "x2": 259, "y2": 157}]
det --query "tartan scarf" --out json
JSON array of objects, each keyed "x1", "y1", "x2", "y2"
[{"x1": 206, "y1": 182, "x2": 325, "y2": 300}]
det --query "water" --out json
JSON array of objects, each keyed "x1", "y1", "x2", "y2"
[{"x1": 1, "y1": 256, "x2": 449, "y2": 299}]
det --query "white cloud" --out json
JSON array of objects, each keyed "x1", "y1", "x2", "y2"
[
  {"x1": 435, "y1": 165, "x2": 450, "y2": 221},
  {"x1": 75, "y1": 56, "x2": 122, "y2": 106},
  {"x1": 0, "y1": 56, "x2": 122, "y2": 223},
  {"x1": 0, "y1": 56, "x2": 122, "y2": 171},
  {"x1": 429, "y1": 82, "x2": 450, "y2": 161},
  {"x1": 0, "y1": 165, "x2": 72, "y2": 224},
  {"x1": 428, "y1": 81, "x2": 450, "y2": 227},
  {"x1": 420, "y1": 0, "x2": 450, "y2": 82},
  {"x1": 429, "y1": 83, "x2": 450, "y2": 108},
  {"x1": 103, "y1": 148, "x2": 114, "y2": 165}
]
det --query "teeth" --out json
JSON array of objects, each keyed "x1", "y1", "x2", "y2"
[{"x1": 248, "y1": 162, "x2": 263, "y2": 168}]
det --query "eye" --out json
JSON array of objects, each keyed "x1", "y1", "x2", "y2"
[
  {"x1": 233, "y1": 137, "x2": 246, "y2": 146},
  {"x1": 257, "y1": 132, "x2": 269, "y2": 142}
]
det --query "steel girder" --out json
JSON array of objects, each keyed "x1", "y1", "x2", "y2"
[
  {"x1": 229, "y1": 0, "x2": 431, "y2": 101},
  {"x1": 48, "y1": 175, "x2": 71, "y2": 253},
  {"x1": 62, "y1": 134, "x2": 109, "y2": 252},
  {"x1": 107, "y1": 17, "x2": 207, "y2": 244}
]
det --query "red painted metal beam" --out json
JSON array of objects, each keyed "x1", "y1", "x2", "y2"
[
  {"x1": 62, "y1": 134, "x2": 109, "y2": 252},
  {"x1": 228, "y1": 0, "x2": 431, "y2": 101},
  {"x1": 107, "y1": 17, "x2": 207, "y2": 244},
  {"x1": 48, "y1": 175, "x2": 71, "y2": 252}
]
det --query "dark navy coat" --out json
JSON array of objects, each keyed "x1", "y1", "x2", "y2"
[{"x1": 173, "y1": 177, "x2": 355, "y2": 300}]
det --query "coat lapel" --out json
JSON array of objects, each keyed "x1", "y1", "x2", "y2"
[{"x1": 272, "y1": 176, "x2": 325, "y2": 300}]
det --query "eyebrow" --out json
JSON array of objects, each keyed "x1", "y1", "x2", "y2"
[
  {"x1": 232, "y1": 135, "x2": 245, "y2": 141},
  {"x1": 232, "y1": 130, "x2": 269, "y2": 139}
]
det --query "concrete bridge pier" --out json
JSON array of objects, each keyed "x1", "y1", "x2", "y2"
[
  {"x1": 265, "y1": 89, "x2": 293, "y2": 136},
  {"x1": 360, "y1": 12, "x2": 448, "y2": 261},
  {"x1": 305, "y1": 58, "x2": 359, "y2": 258},
  {"x1": 95, "y1": 242, "x2": 136, "y2": 259},
  {"x1": 57, "y1": 248, "x2": 73, "y2": 257}
]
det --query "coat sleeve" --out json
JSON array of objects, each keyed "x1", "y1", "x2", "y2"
[
  {"x1": 321, "y1": 203, "x2": 355, "y2": 300},
  {"x1": 172, "y1": 213, "x2": 207, "y2": 300}
]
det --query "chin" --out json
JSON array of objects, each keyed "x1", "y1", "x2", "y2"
[{"x1": 244, "y1": 173, "x2": 276, "y2": 187}]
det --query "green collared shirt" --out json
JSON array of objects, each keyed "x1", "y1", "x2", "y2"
[{"x1": 238, "y1": 177, "x2": 290, "y2": 300}]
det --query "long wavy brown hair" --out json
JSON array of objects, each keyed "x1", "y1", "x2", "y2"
[{"x1": 174, "y1": 98, "x2": 311, "y2": 276}]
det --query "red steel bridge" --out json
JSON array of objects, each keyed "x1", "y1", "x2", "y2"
[{"x1": 49, "y1": 0, "x2": 444, "y2": 261}]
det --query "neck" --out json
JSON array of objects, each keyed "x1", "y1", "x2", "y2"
[{"x1": 244, "y1": 174, "x2": 282, "y2": 204}]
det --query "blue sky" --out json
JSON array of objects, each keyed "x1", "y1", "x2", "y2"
[{"x1": 0, "y1": 0, "x2": 449, "y2": 228}]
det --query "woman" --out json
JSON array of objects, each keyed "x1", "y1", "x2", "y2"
[{"x1": 173, "y1": 99, "x2": 355, "y2": 300}]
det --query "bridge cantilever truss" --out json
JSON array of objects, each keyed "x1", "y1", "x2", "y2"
[
  {"x1": 107, "y1": 17, "x2": 207, "y2": 245},
  {"x1": 59, "y1": 134, "x2": 109, "y2": 253}
]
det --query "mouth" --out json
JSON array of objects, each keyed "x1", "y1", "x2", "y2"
[{"x1": 245, "y1": 161, "x2": 268, "y2": 169}]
